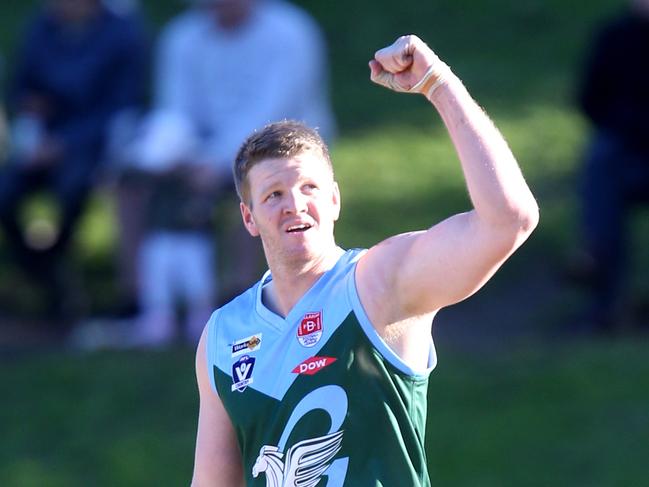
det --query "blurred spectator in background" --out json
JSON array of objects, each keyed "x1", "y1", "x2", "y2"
[
  {"x1": 0, "y1": 0, "x2": 147, "y2": 327},
  {"x1": 109, "y1": 0, "x2": 336, "y2": 347},
  {"x1": 0, "y1": 54, "x2": 7, "y2": 162},
  {"x1": 113, "y1": 111, "x2": 221, "y2": 347},
  {"x1": 0, "y1": 105, "x2": 7, "y2": 164},
  {"x1": 571, "y1": 0, "x2": 649, "y2": 332}
]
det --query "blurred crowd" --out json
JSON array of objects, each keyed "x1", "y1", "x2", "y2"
[
  {"x1": 568, "y1": 0, "x2": 649, "y2": 334},
  {"x1": 0, "y1": 0, "x2": 647, "y2": 350},
  {"x1": 0, "y1": 0, "x2": 335, "y2": 350}
]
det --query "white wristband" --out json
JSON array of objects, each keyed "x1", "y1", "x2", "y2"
[
  {"x1": 424, "y1": 74, "x2": 448, "y2": 99},
  {"x1": 408, "y1": 61, "x2": 450, "y2": 96},
  {"x1": 409, "y1": 64, "x2": 438, "y2": 93}
]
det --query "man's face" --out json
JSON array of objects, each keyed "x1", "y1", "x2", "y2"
[{"x1": 240, "y1": 151, "x2": 341, "y2": 265}]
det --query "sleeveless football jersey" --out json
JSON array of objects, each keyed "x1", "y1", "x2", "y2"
[{"x1": 206, "y1": 248, "x2": 437, "y2": 486}]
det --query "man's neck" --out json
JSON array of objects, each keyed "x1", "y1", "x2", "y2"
[{"x1": 263, "y1": 246, "x2": 344, "y2": 318}]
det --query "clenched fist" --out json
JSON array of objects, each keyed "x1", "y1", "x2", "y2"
[{"x1": 369, "y1": 35, "x2": 450, "y2": 98}]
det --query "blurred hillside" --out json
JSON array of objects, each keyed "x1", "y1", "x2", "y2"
[{"x1": 2, "y1": 0, "x2": 643, "y2": 323}]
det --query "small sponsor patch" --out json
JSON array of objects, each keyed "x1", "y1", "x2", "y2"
[
  {"x1": 231, "y1": 355, "x2": 256, "y2": 392},
  {"x1": 292, "y1": 356, "x2": 337, "y2": 375},
  {"x1": 230, "y1": 333, "x2": 262, "y2": 357},
  {"x1": 297, "y1": 311, "x2": 323, "y2": 348}
]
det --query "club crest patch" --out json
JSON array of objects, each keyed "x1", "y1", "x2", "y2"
[
  {"x1": 297, "y1": 311, "x2": 323, "y2": 348},
  {"x1": 231, "y1": 355, "x2": 256, "y2": 392},
  {"x1": 230, "y1": 333, "x2": 262, "y2": 357},
  {"x1": 292, "y1": 356, "x2": 337, "y2": 375}
]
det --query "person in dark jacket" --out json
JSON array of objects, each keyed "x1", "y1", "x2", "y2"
[
  {"x1": 0, "y1": 0, "x2": 146, "y2": 322},
  {"x1": 573, "y1": 0, "x2": 649, "y2": 331}
]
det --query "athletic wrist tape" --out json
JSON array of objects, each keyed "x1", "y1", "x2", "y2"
[{"x1": 409, "y1": 62, "x2": 450, "y2": 98}]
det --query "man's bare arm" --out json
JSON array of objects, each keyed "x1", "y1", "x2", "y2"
[
  {"x1": 191, "y1": 328, "x2": 244, "y2": 487},
  {"x1": 357, "y1": 35, "x2": 539, "y2": 340}
]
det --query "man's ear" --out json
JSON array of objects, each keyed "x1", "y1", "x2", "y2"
[
  {"x1": 332, "y1": 181, "x2": 341, "y2": 221},
  {"x1": 240, "y1": 202, "x2": 259, "y2": 237}
]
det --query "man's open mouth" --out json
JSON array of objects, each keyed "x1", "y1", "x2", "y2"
[{"x1": 286, "y1": 223, "x2": 312, "y2": 233}]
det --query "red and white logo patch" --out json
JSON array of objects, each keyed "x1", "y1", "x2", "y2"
[
  {"x1": 292, "y1": 356, "x2": 337, "y2": 375},
  {"x1": 297, "y1": 311, "x2": 323, "y2": 348}
]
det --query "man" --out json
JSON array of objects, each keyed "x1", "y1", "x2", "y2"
[
  {"x1": 192, "y1": 35, "x2": 539, "y2": 486},
  {"x1": 571, "y1": 0, "x2": 649, "y2": 331},
  {"x1": 0, "y1": 0, "x2": 146, "y2": 321},
  {"x1": 113, "y1": 0, "x2": 335, "y2": 344}
]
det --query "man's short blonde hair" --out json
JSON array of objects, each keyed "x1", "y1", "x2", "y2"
[{"x1": 233, "y1": 120, "x2": 332, "y2": 204}]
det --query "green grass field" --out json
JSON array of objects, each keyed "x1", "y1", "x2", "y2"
[
  {"x1": 2, "y1": 0, "x2": 649, "y2": 485},
  {"x1": 3, "y1": 339, "x2": 648, "y2": 486}
]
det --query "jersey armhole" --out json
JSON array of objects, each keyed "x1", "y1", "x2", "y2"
[
  {"x1": 205, "y1": 309, "x2": 221, "y2": 397},
  {"x1": 347, "y1": 261, "x2": 437, "y2": 378}
]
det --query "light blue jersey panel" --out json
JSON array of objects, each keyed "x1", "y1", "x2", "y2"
[{"x1": 206, "y1": 248, "x2": 436, "y2": 399}]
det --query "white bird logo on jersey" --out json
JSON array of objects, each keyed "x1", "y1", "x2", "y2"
[{"x1": 251, "y1": 430, "x2": 344, "y2": 487}]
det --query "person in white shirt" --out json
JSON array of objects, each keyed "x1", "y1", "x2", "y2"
[{"x1": 116, "y1": 0, "x2": 335, "y2": 347}]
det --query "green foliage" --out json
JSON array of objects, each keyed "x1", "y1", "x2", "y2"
[{"x1": 0, "y1": 0, "x2": 632, "y2": 310}]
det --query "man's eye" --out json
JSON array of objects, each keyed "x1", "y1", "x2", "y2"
[{"x1": 266, "y1": 191, "x2": 281, "y2": 201}]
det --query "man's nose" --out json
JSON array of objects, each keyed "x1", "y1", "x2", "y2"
[{"x1": 283, "y1": 190, "x2": 308, "y2": 213}]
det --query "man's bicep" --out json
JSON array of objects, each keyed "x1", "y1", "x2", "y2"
[
  {"x1": 192, "y1": 332, "x2": 244, "y2": 487},
  {"x1": 397, "y1": 210, "x2": 526, "y2": 312},
  {"x1": 360, "y1": 211, "x2": 522, "y2": 321}
]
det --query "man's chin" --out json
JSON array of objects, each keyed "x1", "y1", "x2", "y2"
[{"x1": 281, "y1": 240, "x2": 324, "y2": 262}]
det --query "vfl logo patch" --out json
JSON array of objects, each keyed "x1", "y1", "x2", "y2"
[
  {"x1": 292, "y1": 356, "x2": 337, "y2": 375},
  {"x1": 297, "y1": 311, "x2": 323, "y2": 348},
  {"x1": 231, "y1": 333, "x2": 262, "y2": 357},
  {"x1": 231, "y1": 355, "x2": 256, "y2": 392}
]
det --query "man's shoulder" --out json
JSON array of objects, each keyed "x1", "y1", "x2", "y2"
[{"x1": 319, "y1": 248, "x2": 366, "y2": 293}]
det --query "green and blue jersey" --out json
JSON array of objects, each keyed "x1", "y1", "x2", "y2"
[{"x1": 206, "y1": 248, "x2": 436, "y2": 486}]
